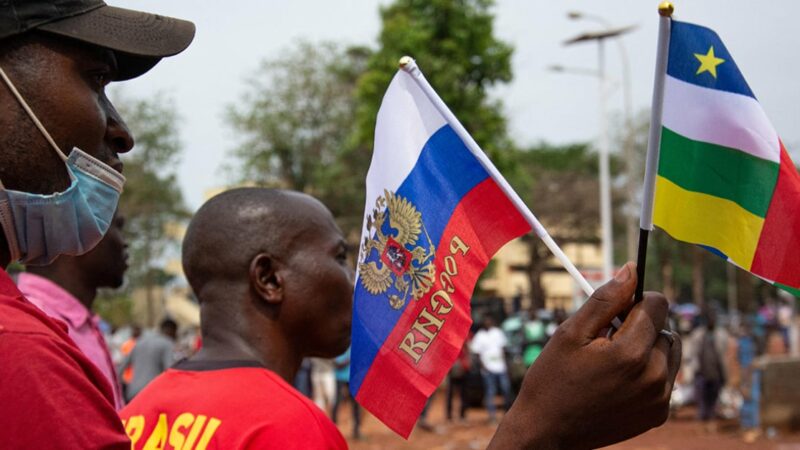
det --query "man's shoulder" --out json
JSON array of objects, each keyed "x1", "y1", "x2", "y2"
[
  {"x1": 0, "y1": 295, "x2": 127, "y2": 448},
  {"x1": 0, "y1": 295, "x2": 112, "y2": 393},
  {"x1": 0, "y1": 291, "x2": 70, "y2": 338}
]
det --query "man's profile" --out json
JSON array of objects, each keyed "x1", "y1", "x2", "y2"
[
  {"x1": 0, "y1": 1, "x2": 194, "y2": 446},
  {"x1": 121, "y1": 188, "x2": 351, "y2": 449}
]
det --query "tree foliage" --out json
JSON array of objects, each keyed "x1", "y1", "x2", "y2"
[
  {"x1": 226, "y1": 42, "x2": 370, "y2": 233},
  {"x1": 106, "y1": 94, "x2": 188, "y2": 325},
  {"x1": 509, "y1": 144, "x2": 603, "y2": 308},
  {"x1": 354, "y1": 0, "x2": 515, "y2": 168}
]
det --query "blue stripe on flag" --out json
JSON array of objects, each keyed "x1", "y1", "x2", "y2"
[
  {"x1": 668, "y1": 20, "x2": 755, "y2": 99},
  {"x1": 701, "y1": 244, "x2": 728, "y2": 260},
  {"x1": 350, "y1": 124, "x2": 489, "y2": 395}
]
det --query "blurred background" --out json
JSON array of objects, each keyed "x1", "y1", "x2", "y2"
[{"x1": 27, "y1": 1, "x2": 799, "y2": 448}]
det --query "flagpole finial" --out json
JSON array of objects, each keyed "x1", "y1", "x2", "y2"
[
  {"x1": 398, "y1": 56, "x2": 420, "y2": 75},
  {"x1": 658, "y1": 1, "x2": 674, "y2": 17},
  {"x1": 399, "y1": 56, "x2": 414, "y2": 68}
]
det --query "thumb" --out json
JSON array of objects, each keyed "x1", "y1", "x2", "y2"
[{"x1": 569, "y1": 262, "x2": 637, "y2": 339}]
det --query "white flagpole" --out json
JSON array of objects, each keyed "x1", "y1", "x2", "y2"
[
  {"x1": 634, "y1": 1, "x2": 674, "y2": 301},
  {"x1": 399, "y1": 56, "x2": 595, "y2": 299}
]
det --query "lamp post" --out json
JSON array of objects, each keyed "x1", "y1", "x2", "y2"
[
  {"x1": 563, "y1": 20, "x2": 636, "y2": 283},
  {"x1": 569, "y1": 12, "x2": 639, "y2": 266}
]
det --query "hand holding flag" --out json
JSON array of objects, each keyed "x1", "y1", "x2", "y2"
[{"x1": 489, "y1": 263, "x2": 681, "y2": 449}]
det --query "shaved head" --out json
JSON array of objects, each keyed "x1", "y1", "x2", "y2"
[
  {"x1": 180, "y1": 187, "x2": 353, "y2": 376},
  {"x1": 183, "y1": 187, "x2": 329, "y2": 300}
]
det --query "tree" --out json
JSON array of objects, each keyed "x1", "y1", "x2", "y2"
[
  {"x1": 511, "y1": 144, "x2": 604, "y2": 309},
  {"x1": 353, "y1": 0, "x2": 516, "y2": 169},
  {"x1": 109, "y1": 93, "x2": 188, "y2": 327},
  {"x1": 226, "y1": 41, "x2": 370, "y2": 235}
]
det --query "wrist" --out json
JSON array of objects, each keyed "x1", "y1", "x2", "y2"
[{"x1": 490, "y1": 406, "x2": 561, "y2": 450}]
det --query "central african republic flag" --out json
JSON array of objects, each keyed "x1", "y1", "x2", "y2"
[{"x1": 654, "y1": 20, "x2": 800, "y2": 295}]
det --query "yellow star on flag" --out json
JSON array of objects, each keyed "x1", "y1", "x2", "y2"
[{"x1": 694, "y1": 46, "x2": 725, "y2": 78}]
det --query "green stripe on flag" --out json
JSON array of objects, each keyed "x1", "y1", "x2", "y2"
[
  {"x1": 775, "y1": 282, "x2": 800, "y2": 298},
  {"x1": 659, "y1": 127, "x2": 780, "y2": 218}
]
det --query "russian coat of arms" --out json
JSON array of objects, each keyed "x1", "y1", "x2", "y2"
[{"x1": 359, "y1": 190, "x2": 436, "y2": 309}]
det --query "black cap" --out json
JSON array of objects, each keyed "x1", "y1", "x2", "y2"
[{"x1": 0, "y1": 0, "x2": 195, "y2": 80}]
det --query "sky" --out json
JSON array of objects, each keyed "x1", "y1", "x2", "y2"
[{"x1": 113, "y1": 0, "x2": 800, "y2": 210}]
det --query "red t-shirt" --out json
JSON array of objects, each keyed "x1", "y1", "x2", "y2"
[
  {"x1": 120, "y1": 360, "x2": 348, "y2": 450},
  {"x1": 0, "y1": 268, "x2": 129, "y2": 449}
]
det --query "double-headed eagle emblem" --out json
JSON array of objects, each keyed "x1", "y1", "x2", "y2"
[{"x1": 359, "y1": 190, "x2": 436, "y2": 309}]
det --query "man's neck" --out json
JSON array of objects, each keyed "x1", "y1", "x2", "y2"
[
  {"x1": 192, "y1": 324, "x2": 302, "y2": 384},
  {"x1": 29, "y1": 268, "x2": 96, "y2": 311}
]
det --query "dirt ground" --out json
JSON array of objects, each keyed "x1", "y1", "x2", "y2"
[{"x1": 334, "y1": 396, "x2": 800, "y2": 450}]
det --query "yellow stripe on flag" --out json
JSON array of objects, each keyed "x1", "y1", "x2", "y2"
[{"x1": 654, "y1": 176, "x2": 764, "y2": 269}]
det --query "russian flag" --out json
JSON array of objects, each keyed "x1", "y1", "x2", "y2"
[{"x1": 351, "y1": 64, "x2": 531, "y2": 437}]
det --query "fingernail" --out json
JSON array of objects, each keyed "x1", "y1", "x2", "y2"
[{"x1": 614, "y1": 263, "x2": 631, "y2": 282}]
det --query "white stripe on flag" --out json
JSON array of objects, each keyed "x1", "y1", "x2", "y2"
[
  {"x1": 358, "y1": 71, "x2": 447, "y2": 258},
  {"x1": 662, "y1": 76, "x2": 780, "y2": 164},
  {"x1": 366, "y1": 71, "x2": 447, "y2": 202}
]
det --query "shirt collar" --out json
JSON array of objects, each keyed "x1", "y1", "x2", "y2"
[{"x1": 16, "y1": 272, "x2": 94, "y2": 328}]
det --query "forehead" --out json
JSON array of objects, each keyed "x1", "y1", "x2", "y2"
[
  {"x1": 292, "y1": 196, "x2": 343, "y2": 249},
  {"x1": 24, "y1": 33, "x2": 117, "y2": 72}
]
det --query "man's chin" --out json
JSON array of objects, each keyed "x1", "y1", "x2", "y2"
[
  {"x1": 333, "y1": 332, "x2": 351, "y2": 355},
  {"x1": 319, "y1": 332, "x2": 351, "y2": 358}
]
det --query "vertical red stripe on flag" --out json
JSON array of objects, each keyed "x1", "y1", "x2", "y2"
[
  {"x1": 751, "y1": 142, "x2": 800, "y2": 289},
  {"x1": 355, "y1": 178, "x2": 530, "y2": 437}
]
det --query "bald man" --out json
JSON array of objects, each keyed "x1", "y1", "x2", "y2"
[
  {"x1": 120, "y1": 188, "x2": 351, "y2": 449},
  {"x1": 121, "y1": 188, "x2": 680, "y2": 450}
]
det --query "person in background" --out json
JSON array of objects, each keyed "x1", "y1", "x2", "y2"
[
  {"x1": 17, "y1": 210, "x2": 128, "y2": 409},
  {"x1": 522, "y1": 309, "x2": 547, "y2": 368},
  {"x1": 777, "y1": 298, "x2": 793, "y2": 349},
  {"x1": 471, "y1": 315, "x2": 512, "y2": 423},
  {"x1": 119, "y1": 324, "x2": 142, "y2": 399},
  {"x1": 736, "y1": 318, "x2": 761, "y2": 443},
  {"x1": 120, "y1": 318, "x2": 177, "y2": 401},
  {"x1": 546, "y1": 307, "x2": 568, "y2": 338},
  {"x1": 293, "y1": 358, "x2": 313, "y2": 398},
  {"x1": 689, "y1": 309, "x2": 729, "y2": 425},
  {"x1": 311, "y1": 357, "x2": 336, "y2": 414},
  {"x1": 332, "y1": 346, "x2": 362, "y2": 440},
  {"x1": 446, "y1": 339, "x2": 472, "y2": 423}
]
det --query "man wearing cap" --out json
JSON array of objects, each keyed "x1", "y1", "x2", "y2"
[{"x1": 0, "y1": 1, "x2": 193, "y2": 447}]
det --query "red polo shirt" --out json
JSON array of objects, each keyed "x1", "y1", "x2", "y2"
[{"x1": 0, "y1": 268, "x2": 129, "y2": 449}]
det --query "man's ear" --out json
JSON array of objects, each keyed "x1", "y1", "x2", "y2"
[{"x1": 249, "y1": 253, "x2": 283, "y2": 304}]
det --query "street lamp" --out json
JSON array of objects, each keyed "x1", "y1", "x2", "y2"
[
  {"x1": 569, "y1": 12, "x2": 639, "y2": 267},
  {"x1": 563, "y1": 19, "x2": 636, "y2": 283}
]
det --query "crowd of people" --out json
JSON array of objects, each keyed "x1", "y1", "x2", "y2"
[
  {"x1": 671, "y1": 298, "x2": 796, "y2": 442},
  {"x1": 0, "y1": 1, "x2": 683, "y2": 449},
  {"x1": 304, "y1": 293, "x2": 792, "y2": 442}
]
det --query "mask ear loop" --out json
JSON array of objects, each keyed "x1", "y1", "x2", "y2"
[
  {"x1": 0, "y1": 65, "x2": 69, "y2": 167},
  {"x1": 0, "y1": 65, "x2": 69, "y2": 262}
]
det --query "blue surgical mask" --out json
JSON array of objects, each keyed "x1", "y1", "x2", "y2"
[{"x1": 0, "y1": 66, "x2": 125, "y2": 265}]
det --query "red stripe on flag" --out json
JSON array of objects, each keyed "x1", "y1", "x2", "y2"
[
  {"x1": 355, "y1": 178, "x2": 530, "y2": 437},
  {"x1": 751, "y1": 142, "x2": 800, "y2": 288}
]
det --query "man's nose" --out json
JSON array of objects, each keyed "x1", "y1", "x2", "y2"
[{"x1": 104, "y1": 97, "x2": 135, "y2": 155}]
